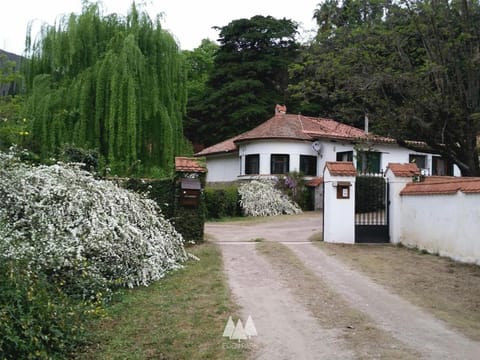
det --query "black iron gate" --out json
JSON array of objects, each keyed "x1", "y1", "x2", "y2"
[{"x1": 355, "y1": 174, "x2": 389, "y2": 243}]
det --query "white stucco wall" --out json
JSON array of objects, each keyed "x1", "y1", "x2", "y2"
[
  {"x1": 239, "y1": 140, "x2": 320, "y2": 175},
  {"x1": 323, "y1": 169, "x2": 355, "y2": 244},
  {"x1": 204, "y1": 139, "x2": 461, "y2": 183},
  {"x1": 399, "y1": 192, "x2": 480, "y2": 264},
  {"x1": 205, "y1": 154, "x2": 239, "y2": 182},
  {"x1": 385, "y1": 170, "x2": 413, "y2": 245},
  {"x1": 319, "y1": 141, "x2": 352, "y2": 173}
]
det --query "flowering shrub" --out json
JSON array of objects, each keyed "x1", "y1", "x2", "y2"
[
  {"x1": 238, "y1": 178, "x2": 302, "y2": 216},
  {"x1": 0, "y1": 150, "x2": 188, "y2": 299},
  {"x1": 276, "y1": 172, "x2": 312, "y2": 210}
]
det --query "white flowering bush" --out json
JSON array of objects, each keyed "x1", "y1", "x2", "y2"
[
  {"x1": 0, "y1": 150, "x2": 188, "y2": 299},
  {"x1": 238, "y1": 178, "x2": 302, "y2": 217}
]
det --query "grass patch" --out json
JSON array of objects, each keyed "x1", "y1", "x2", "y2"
[
  {"x1": 77, "y1": 243, "x2": 247, "y2": 360},
  {"x1": 314, "y1": 242, "x2": 480, "y2": 341},
  {"x1": 256, "y1": 242, "x2": 419, "y2": 359}
]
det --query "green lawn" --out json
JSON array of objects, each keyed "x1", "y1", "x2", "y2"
[{"x1": 77, "y1": 243, "x2": 247, "y2": 360}]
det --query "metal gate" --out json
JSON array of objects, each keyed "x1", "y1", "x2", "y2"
[{"x1": 355, "y1": 174, "x2": 389, "y2": 243}]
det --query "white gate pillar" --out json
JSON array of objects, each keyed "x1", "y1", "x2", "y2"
[
  {"x1": 385, "y1": 163, "x2": 419, "y2": 244},
  {"x1": 323, "y1": 162, "x2": 357, "y2": 244}
]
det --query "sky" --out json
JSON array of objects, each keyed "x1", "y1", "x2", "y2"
[{"x1": 0, "y1": 0, "x2": 319, "y2": 55}]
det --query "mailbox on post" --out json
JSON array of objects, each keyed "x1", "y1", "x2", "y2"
[
  {"x1": 180, "y1": 178, "x2": 201, "y2": 207},
  {"x1": 333, "y1": 181, "x2": 351, "y2": 199}
]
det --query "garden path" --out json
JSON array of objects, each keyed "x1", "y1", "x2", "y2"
[{"x1": 206, "y1": 213, "x2": 480, "y2": 359}]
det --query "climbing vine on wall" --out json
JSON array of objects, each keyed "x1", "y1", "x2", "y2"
[{"x1": 24, "y1": 2, "x2": 188, "y2": 176}]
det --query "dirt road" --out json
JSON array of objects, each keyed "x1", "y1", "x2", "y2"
[{"x1": 206, "y1": 213, "x2": 480, "y2": 359}]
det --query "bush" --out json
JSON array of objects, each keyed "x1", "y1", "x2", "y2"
[
  {"x1": 0, "y1": 259, "x2": 94, "y2": 359},
  {"x1": 276, "y1": 172, "x2": 313, "y2": 211},
  {"x1": 0, "y1": 150, "x2": 188, "y2": 298},
  {"x1": 204, "y1": 186, "x2": 241, "y2": 219},
  {"x1": 60, "y1": 144, "x2": 101, "y2": 174},
  {"x1": 172, "y1": 206, "x2": 205, "y2": 243},
  {"x1": 238, "y1": 178, "x2": 302, "y2": 217},
  {"x1": 122, "y1": 177, "x2": 175, "y2": 219}
]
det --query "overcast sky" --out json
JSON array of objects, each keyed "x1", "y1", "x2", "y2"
[{"x1": 0, "y1": 0, "x2": 319, "y2": 55}]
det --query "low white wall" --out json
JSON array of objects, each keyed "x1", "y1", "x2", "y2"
[
  {"x1": 205, "y1": 154, "x2": 239, "y2": 182},
  {"x1": 399, "y1": 192, "x2": 480, "y2": 264}
]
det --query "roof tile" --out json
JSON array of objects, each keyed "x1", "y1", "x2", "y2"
[
  {"x1": 306, "y1": 177, "x2": 324, "y2": 187},
  {"x1": 175, "y1": 157, "x2": 207, "y2": 173},
  {"x1": 194, "y1": 135, "x2": 241, "y2": 156},
  {"x1": 326, "y1": 162, "x2": 357, "y2": 176},
  {"x1": 195, "y1": 112, "x2": 411, "y2": 157},
  {"x1": 401, "y1": 177, "x2": 480, "y2": 195},
  {"x1": 387, "y1": 163, "x2": 420, "y2": 177}
]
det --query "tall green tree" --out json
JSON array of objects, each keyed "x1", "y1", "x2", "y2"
[
  {"x1": 183, "y1": 39, "x2": 218, "y2": 145},
  {"x1": 289, "y1": 0, "x2": 480, "y2": 176},
  {"x1": 198, "y1": 16, "x2": 299, "y2": 146},
  {"x1": 24, "y1": 2, "x2": 188, "y2": 176}
]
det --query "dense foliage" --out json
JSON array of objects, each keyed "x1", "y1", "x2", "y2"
[
  {"x1": 192, "y1": 16, "x2": 299, "y2": 146},
  {"x1": 0, "y1": 259, "x2": 92, "y2": 359},
  {"x1": 0, "y1": 150, "x2": 188, "y2": 295},
  {"x1": 289, "y1": 0, "x2": 480, "y2": 175},
  {"x1": 0, "y1": 150, "x2": 190, "y2": 358},
  {"x1": 183, "y1": 39, "x2": 218, "y2": 145},
  {"x1": 121, "y1": 177, "x2": 175, "y2": 219},
  {"x1": 23, "y1": 2, "x2": 189, "y2": 177},
  {"x1": 238, "y1": 178, "x2": 302, "y2": 216},
  {"x1": 0, "y1": 96, "x2": 29, "y2": 151},
  {"x1": 204, "y1": 185, "x2": 241, "y2": 219}
]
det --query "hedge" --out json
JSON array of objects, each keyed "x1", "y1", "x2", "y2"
[{"x1": 204, "y1": 186, "x2": 241, "y2": 219}]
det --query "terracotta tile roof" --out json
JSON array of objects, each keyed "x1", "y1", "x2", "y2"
[
  {"x1": 306, "y1": 177, "x2": 324, "y2": 187},
  {"x1": 195, "y1": 113, "x2": 413, "y2": 157},
  {"x1": 301, "y1": 116, "x2": 367, "y2": 141},
  {"x1": 401, "y1": 177, "x2": 480, "y2": 195},
  {"x1": 235, "y1": 114, "x2": 313, "y2": 142},
  {"x1": 325, "y1": 162, "x2": 357, "y2": 176},
  {"x1": 175, "y1": 157, "x2": 207, "y2": 173},
  {"x1": 194, "y1": 135, "x2": 241, "y2": 156},
  {"x1": 387, "y1": 163, "x2": 420, "y2": 177}
]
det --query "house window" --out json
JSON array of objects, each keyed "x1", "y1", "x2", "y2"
[
  {"x1": 336, "y1": 151, "x2": 353, "y2": 162},
  {"x1": 432, "y1": 157, "x2": 454, "y2": 176},
  {"x1": 409, "y1": 154, "x2": 426, "y2": 170},
  {"x1": 245, "y1": 154, "x2": 260, "y2": 175},
  {"x1": 357, "y1": 151, "x2": 381, "y2": 174},
  {"x1": 300, "y1": 155, "x2": 317, "y2": 176},
  {"x1": 271, "y1": 154, "x2": 289, "y2": 174}
]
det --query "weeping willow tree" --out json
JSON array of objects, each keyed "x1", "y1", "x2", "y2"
[{"x1": 23, "y1": 2, "x2": 188, "y2": 176}]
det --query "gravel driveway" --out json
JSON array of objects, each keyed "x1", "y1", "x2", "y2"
[{"x1": 206, "y1": 213, "x2": 480, "y2": 360}]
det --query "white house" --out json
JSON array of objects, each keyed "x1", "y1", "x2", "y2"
[
  {"x1": 195, "y1": 106, "x2": 462, "y2": 209},
  {"x1": 196, "y1": 105, "x2": 460, "y2": 185}
]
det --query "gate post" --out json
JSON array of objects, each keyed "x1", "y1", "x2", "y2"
[
  {"x1": 385, "y1": 163, "x2": 419, "y2": 244},
  {"x1": 323, "y1": 162, "x2": 357, "y2": 244}
]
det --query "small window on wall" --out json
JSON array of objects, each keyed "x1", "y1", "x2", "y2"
[
  {"x1": 357, "y1": 151, "x2": 381, "y2": 174},
  {"x1": 300, "y1": 155, "x2": 317, "y2": 176},
  {"x1": 409, "y1": 154, "x2": 426, "y2": 170},
  {"x1": 245, "y1": 154, "x2": 260, "y2": 175},
  {"x1": 271, "y1": 154, "x2": 289, "y2": 174},
  {"x1": 336, "y1": 151, "x2": 353, "y2": 162},
  {"x1": 432, "y1": 156, "x2": 454, "y2": 176}
]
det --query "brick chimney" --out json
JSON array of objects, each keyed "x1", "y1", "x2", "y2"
[{"x1": 275, "y1": 104, "x2": 287, "y2": 115}]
